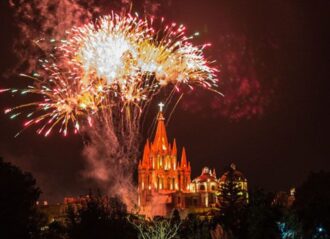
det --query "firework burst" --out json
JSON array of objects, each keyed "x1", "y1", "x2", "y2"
[{"x1": 4, "y1": 13, "x2": 219, "y2": 136}]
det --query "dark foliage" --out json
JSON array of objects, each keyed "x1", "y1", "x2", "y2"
[
  {"x1": 293, "y1": 171, "x2": 330, "y2": 239},
  {"x1": 66, "y1": 193, "x2": 137, "y2": 239},
  {"x1": 130, "y1": 216, "x2": 181, "y2": 239},
  {"x1": 217, "y1": 173, "x2": 281, "y2": 239},
  {"x1": 217, "y1": 168, "x2": 246, "y2": 238},
  {"x1": 0, "y1": 157, "x2": 42, "y2": 239},
  {"x1": 278, "y1": 211, "x2": 303, "y2": 239},
  {"x1": 1, "y1": 159, "x2": 329, "y2": 239},
  {"x1": 179, "y1": 213, "x2": 211, "y2": 239},
  {"x1": 244, "y1": 189, "x2": 280, "y2": 239},
  {"x1": 171, "y1": 209, "x2": 181, "y2": 225},
  {"x1": 39, "y1": 221, "x2": 67, "y2": 239}
]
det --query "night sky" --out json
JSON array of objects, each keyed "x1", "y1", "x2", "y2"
[{"x1": 0, "y1": 0, "x2": 329, "y2": 202}]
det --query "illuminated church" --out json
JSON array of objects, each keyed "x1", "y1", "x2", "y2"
[{"x1": 138, "y1": 104, "x2": 248, "y2": 217}]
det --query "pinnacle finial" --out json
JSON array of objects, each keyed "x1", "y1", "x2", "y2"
[
  {"x1": 181, "y1": 147, "x2": 187, "y2": 168},
  {"x1": 230, "y1": 163, "x2": 237, "y2": 171},
  {"x1": 172, "y1": 139, "x2": 177, "y2": 155}
]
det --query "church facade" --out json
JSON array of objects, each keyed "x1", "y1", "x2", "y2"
[{"x1": 137, "y1": 107, "x2": 248, "y2": 217}]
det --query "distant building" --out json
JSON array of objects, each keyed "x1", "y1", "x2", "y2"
[
  {"x1": 273, "y1": 188, "x2": 296, "y2": 208},
  {"x1": 36, "y1": 195, "x2": 91, "y2": 225},
  {"x1": 137, "y1": 106, "x2": 248, "y2": 217}
]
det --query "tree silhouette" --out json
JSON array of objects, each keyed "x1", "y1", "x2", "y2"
[
  {"x1": 179, "y1": 213, "x2": 200, "y2": 239},
  {"x1": 130, "y1": 217, "x2": 180, "y2": 239},
  {"x1": 245, "y1": 189, "x2": 280, "y2": 239},
  {"x1": 66, "y1": 193, "x2": 136, "y2": 239},
  {"x1": 217, "y1": 167, "x2": 246, "y2": 238},
  {"x1": 178, "y1": 213, "x2": 213, "y2": 239},
  {"x1": 40, "y1": 220, "x2": 67, "y2": 239},
  {"x1": 278, "y1": 212, "x2": 303, "y2": 239},
  {"x1": 294, "y1": 171, "x2": 330, "y2": 239},
  {"x1": 0, "y1": 157, "x2": 41, "y2": 239},
  {"x1": 171, "y1": 209, "x2": 181, "y2": 225}
]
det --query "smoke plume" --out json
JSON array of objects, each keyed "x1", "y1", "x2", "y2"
[{"x1": 82, "y1": 108, "x2": 141, "y2": 209}]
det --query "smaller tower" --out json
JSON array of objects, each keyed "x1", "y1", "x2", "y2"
[{"x1": 179, "y1": 147, "x2": 191, "y2": 191}]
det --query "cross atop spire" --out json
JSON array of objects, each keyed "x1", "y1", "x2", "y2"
[{"x1": 158, "y1": 102, "x2": 164, "y2": 112}]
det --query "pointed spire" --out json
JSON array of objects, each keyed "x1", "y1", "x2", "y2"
[
  {"x1": 171, "y1": 139, "x2": 177, "y2": 156},
  {"x1": 152, "y1": 106, "x2": 169, "y2": 154},
  {"x1": 142, "y1": 139, "x2": 150, "y2": 167},
  {"x1": 181, "y1": 147, "x2": 187, "y2": 168}
]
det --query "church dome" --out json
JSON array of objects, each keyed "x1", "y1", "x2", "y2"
[
  {"x1": 192, "y1": 167, "x2": 217, "y2": 183},
  {"x1": 219, "y1": 163, "x2": 247, "y2": 182}
]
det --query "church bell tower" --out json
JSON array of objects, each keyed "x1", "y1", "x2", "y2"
[{"x1": 138, "y1": 103, "x2": 191, "y2": 208}]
